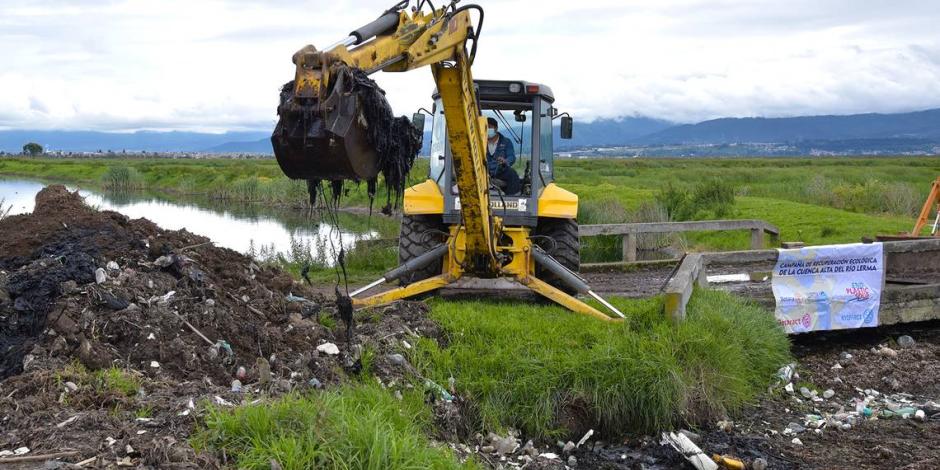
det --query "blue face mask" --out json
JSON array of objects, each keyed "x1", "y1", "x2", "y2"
[{"x1": 487, "y1": 128, "x2": 497, "y2": 138}]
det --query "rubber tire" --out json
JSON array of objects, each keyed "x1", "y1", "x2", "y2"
[
  {"x1": 398, "y1": 215, "x2": 447, "y2": 286},
  {"x1": 532, "y1": 217, "x2": 581, "y2": 295}
]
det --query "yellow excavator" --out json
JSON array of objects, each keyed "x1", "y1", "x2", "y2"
[{"x1": 272, "y1": 0, "x2": 623, "y2": 321}]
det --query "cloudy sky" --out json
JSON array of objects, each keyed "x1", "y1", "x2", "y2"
[{"x1": 2, "y1": 0, "x2": 939, "y2": 132}]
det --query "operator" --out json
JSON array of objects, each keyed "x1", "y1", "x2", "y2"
[{"x1": 486, "y1": 117, "x2": 521, "y2": 195}]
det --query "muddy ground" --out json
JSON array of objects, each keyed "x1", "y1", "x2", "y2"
[
  {"x1": 3, "y1": 186, "x2": 940, "y2": 469},
  {"x1": 0, "y1": 186, "x2": 446, "y2": 468}
]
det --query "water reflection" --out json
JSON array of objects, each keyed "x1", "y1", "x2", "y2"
[{"x1": 0, "y1": 179, "x2": 384, "y2": 264}]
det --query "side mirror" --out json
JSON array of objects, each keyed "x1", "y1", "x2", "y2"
[
  {"x1": 412, "y1": 112, "x2": 426, "y2": 148},
  {"x1": 514, "y1": 110, "x2": 527, "y2": 122},
  {"x1": 411, "y1": 112, "x2": 426, "y2": 131},
  {"x1": 560, "y1": 116, "x2": 573, "y2": 139}
]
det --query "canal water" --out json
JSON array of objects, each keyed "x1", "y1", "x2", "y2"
[{"x1": 0, "y1": 179, "x2": 384, "y2": 264}]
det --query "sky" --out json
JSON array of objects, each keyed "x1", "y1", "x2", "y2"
[{"x1": 1, "y1": 0, "x2": 940, "y2": 132}]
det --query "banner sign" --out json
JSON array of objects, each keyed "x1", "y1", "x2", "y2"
[{"x1": 772, "y1": 243, "x2": 885, "y2": 334}]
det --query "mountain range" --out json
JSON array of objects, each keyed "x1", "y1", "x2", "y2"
[{"x1": 2, "y1": 108, "x2": 939, "y2": 156}]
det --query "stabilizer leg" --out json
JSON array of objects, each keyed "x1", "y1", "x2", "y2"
[
  {"x1": 352, "y1": 274, "x2": 456, "y2": 309},
  {"x1": 519, "y1": 275, "x2": 622, "y2": 323}
]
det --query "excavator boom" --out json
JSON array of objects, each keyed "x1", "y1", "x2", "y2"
[{"x1": 272, "y1": 1, "x2": 625, "y2": 321}]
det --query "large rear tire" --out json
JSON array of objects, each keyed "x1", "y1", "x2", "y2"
[
  {"x1": 398, "y1": 215, "x2": 447, "y2": 286},
  {"x1": 532, "y1": 217, "x2": 580, "y2": 294}
]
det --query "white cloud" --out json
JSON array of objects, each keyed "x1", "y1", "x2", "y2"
[{"x1": 0, "y1": 0, "x2": 939, "y2": 131}]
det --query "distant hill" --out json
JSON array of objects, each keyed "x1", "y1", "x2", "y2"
[
  {"x1": 3, "y1": 108, "x2": 939, "y2": 156},
  {"x1": 206, "y1": 137, "x2": 273, "y2": 154},
  {"x1": 636, "y1": 108, "x2": 940, "y2": 145},
  {"x1": 0, "y1": 130, "x2": 269, "y2": 153},
  {"x1": 554, "y1": 117, "x2": 675, "y2": 150}
]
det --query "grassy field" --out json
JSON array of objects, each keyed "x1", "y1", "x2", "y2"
[
  {"x1": 196, "y1": 290, "x2": 790, "y2": 468},
  {"x1": 415, "y1": 290, "x2": 790, "y2": 438},
  {"x1": 1, "y1": 155, "x2": 935, "y2": 264},
  {"x1": 195, "y1": 383, "x2": 478, "y2": 469}
]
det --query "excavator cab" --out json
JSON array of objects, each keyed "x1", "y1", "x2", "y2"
[{"x1": 399, "y1": 80, "x2": 582, "y2": 289}]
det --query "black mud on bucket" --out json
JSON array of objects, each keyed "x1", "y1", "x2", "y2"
[{"x1": 272, "y1": 66, "x2": 422, "y2": 200}]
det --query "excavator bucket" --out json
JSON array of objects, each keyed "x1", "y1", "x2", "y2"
[{"x1": 271, "y1": 65, "x2": 422, "y2": 188}]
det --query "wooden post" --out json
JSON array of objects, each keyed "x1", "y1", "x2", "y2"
[
  {"x1": 623, "y1": 233, "x2": 637, "y2": 262},
  {"x1": 663, "y1": 254, "x2": 704, "y2": 323},
  {"x1": 750, "y1": 228, "x2": 764, "y2": 250}
]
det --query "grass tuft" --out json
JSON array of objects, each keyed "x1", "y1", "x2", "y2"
[
  {"x1": 414, "y1": 290, "x2": 791, "y2": 438},
  {"x1": 101, "y1": 166, "x2": 145, "y2": 191},
  {"x1": 194, "y1": 383, "x2": 476, "y2": 469}
]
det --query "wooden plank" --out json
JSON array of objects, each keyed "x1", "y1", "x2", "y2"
[
  {"x1": 750, "y1": 228, "x2": 765, "y2": 250},
  {"x1": 579, "y1": 219, "x2": 779, "y2": 237},
  {"x1": 622, "y1": 233, "x2": 637, "y2": 262},
  {"x1": 663, "y1": 253, "x2": 705, "y2": 323}
]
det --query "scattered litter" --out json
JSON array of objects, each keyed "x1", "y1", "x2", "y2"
[
  {"x1": 64, "y1": 381, "x2": 78, "y2": 392},
  {"x1": 95, "y1": 268, "x2": 107, "y2": 284},
  {"x1": 387, "y1": 353, "x2": 406, "y2": 366},
  {"x1": 823, "y1": 389, "x2": 835, "y2": 399},
  {"x1": 150, "y1": 361, "x2": 160, "y2": 368},
  {"x1": 424, "y1": 379, "x2": 454, "y2": 402},
  {"x1": 791, "y1": 438, "x2": 803, "y2": 446},
  {"x1": 231, "y1": 380, "x2": 243, "y2": 393},
  {"x1": 213, "y1": 396, "x2": 235, "y2": 407},
  {"x1": 776, "y1": 363, "x2": 796, "y2": 383},
  {"x1": 107, "y1": 261, "x2": 120, "y2": 270},
  {"x1": 752, "y1": 457, "x2": 768, "y2": 470},
  {"x1": 308, "y1": 378, "x2": 323, "y2": 389},
  {"x1": 875, "y1": 346, "x2": 898, "y2": 358},
  {"x1": 897, "y1": 335, "x2": 916, "y2": 349},
  {"x1": 562, "y1": 441, "x2": 576, "y2": 453},
  {"x1": 13, "y1": 447, "x2": 30, "y2": 456},
  {"x1": 679, "y1": 429, "x2": 701, "y2": 442},
  {"x1": 56, "y1": 415, "x2": 79, "y2": 428},
  {"x1": 317, "y1": 342, "x2": 340, "y2": 356},
  {"x1": 567, "y1": 455, "x2": 578, "y2": 467},
  {"x1": 711, "y1": 454, "x2": 744, "y2": 470},
  {"x1": 236, "y1": 366, "x2": 247, "y2": 380},
  {"x1": 576, "y1": 429, "x2": 594, "y2": 447},
  {"x1": 662, "y1": 431, "x2": 719, "y2": 470},
  {"x1": 538, "y1": 453, "x2": 559, "y2": 460},
  {"x1": 490, "y1": 433, "x2": 519, "y2": 455}
]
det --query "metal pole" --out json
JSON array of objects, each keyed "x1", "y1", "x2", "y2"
[
  {"x1": 350, "y1": 277, "x2": 387, "y2": 297},
  {"x1": 587, "y1": 290, "x2": 626, "y2": 319},
  {"x1": 325, "y1": 35, "x2": 357, "y2": 52}
]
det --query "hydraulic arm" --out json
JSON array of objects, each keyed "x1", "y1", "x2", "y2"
[{"x1": 273, "y1": 1, "x2": 624, "y2": 321}]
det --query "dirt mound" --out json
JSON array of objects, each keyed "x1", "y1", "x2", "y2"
[{"x1": 0, "y1": 185, "x2": 438, "y2": 466}]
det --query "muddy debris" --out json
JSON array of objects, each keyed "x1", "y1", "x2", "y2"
[{"x1": 0, "y1": 185, "x2": 444, "y2": 467}]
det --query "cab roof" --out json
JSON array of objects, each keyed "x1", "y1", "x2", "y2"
[{"x1": 432, "y1": 79, "x2": 555, "y2": 110}]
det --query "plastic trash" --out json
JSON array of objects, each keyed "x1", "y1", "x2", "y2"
[
  {"x1": 425, "y1": 379, "x2": 454, "y2": 402},
  {"x1": 712, "y1": 454, "x2": 745, "y2": 470},
  {"x1": 776, "y1": 363, "x2": 796, "y2": 383}
]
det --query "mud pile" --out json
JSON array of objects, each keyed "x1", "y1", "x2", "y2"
[{"x1": 0, "y1": 185, "x2": 438, "y2": 467}]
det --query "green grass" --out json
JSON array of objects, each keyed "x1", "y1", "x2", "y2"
[
  {"x1": 412, "y1": 290, "x2": 791, "y2": 438},
  {"x1": 2, "y1": 155, "x2": 934, "y2": 255},
  {"x1": 0, "y1": 156, "x2": 429, "y2": 207},
  {"x1": 194, "y1": 383, "x2": 476, "y2": 470}
]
